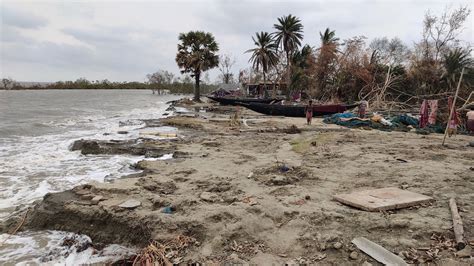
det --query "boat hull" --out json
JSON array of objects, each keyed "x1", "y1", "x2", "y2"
[
  {"x1": 207, "y1": 96, "x2": 277, "y2": 105},
  {"x1": 239, "y1": 102, "x2": 358, "y2": 117}
]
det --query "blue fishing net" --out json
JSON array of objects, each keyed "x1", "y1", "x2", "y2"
[{"x1": 323, "y1": 113, "x2": 449, "y2": 134}]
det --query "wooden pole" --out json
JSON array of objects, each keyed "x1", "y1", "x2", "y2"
[
  {"x1": 448, "y1": 198, "x2": 466, "y2": 250},
  {"x1": 442, "y1": 68, "x2": 464, "y2": 146}
]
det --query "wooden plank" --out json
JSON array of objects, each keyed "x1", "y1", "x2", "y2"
[
  {"x1": 449, "y1": 198, "x2": 466, "y2": 250},
  {"x1": 442, "y1": 68, "x2": 464, "y2": 145},
  {"x1": 352, "y1": 237, "x2": 408, "y2": 266},
  {"x1": 334, "y1": 187, "x2": 433, "y2": 212}
]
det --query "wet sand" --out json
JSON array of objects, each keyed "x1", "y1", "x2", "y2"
[{"x1": 2, "y1": 99, "x2": 473, "y2": 264}]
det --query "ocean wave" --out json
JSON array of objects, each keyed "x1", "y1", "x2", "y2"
[
  {"x1": 0, "y1": 93, "x2": 181, "y2": 263},
  {"x1": 0, "y1": 230, "x2": 136, "y2": 265}
]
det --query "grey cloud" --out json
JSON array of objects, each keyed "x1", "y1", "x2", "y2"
[
  {"x1": 1, "y1": 7, "x2": 48, "y2": 29},
  {"x1": 2, "y1": 26, "x2": 179, "y2": 81},
  {"x1": 1, "y1": 0, "x2": 472, "y2": 82},
  {"x1": 202, "y1": 0, "x2": 325, "y2": 36},
  {"x1": 62, "y1": 27, "x2": 127, "y2": 44},
  {"x1": 0, "y1": 26, "x2": 33, "y2": 43}
]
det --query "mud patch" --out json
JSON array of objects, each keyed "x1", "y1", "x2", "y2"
[{"x1": 252, "y1": 165, "x2": 314, "y2": 186}]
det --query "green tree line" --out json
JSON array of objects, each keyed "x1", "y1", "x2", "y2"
[
  {"x1": 244, "y1": 6, "x2": 473, "y2": 106},
  {"x1": 3, "y1": 77, "x2": 217, "y2": 94}
]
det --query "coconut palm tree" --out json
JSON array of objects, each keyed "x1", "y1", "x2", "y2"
[
  {"x1": 319, "y1": 28, "x2": 339, "y2": 46},
  {"x1": 292, "y1": 44, "x2": 313, "y2": 69},
  {"x1": 442, "y1": 48, "x2": 473, "y2": 92},
  {"x1": 273, "y1": 14, "x2": 304, "y2": 86},
  {"x1": 246, "y1": 31, "x2": 279, "y2": 94},
  {"x1": 315, "y1": 28, "x2": 339, "y2": 98},
  {"x1": 176, "y1": 31, "x2": 219, "y2": 101},
  {"x1": 291, "y1": 45, "x2": 314, "y2": 93}
]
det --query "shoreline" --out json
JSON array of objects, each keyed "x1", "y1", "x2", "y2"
[{"x1": 2, "y1": 99, "x2": 473, "y2": 264}]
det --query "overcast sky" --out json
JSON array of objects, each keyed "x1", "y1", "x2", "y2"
[{"x1": 1, "y1": 0, "x2": 472, "y2": 83}]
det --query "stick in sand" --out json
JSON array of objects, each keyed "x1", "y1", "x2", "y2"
[
  {"x1": 442, "y1": 68, "x2": 465, "y2": 146},
  {"x1": 449, "y1": 198, "x2": 466, "y2": 250}
]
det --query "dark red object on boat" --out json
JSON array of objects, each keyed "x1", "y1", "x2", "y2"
[{"x1": 238, "y1": 102, "x2": 359, "y2": 117}]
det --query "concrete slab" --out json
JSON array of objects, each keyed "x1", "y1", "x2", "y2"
[{"x1": 334, "y1": 187, "x2": 433, "y2": 211}]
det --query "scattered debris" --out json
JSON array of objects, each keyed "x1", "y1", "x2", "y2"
[
  {"x1": 242, "y1": 196, "x2": 258, "y2": 206},
  {"x1": 284, "y1": 125, "x2": 301, "y2": 134},
  {"x1": 279, "y1": 165, "x2": 290, "y2": 173},
  {"x1": 448, "y1": 198, "x2": 466, "y2": 250},
  {"x1": 334, "y1": 187, "x2": 433, "y2": 211},
  {"x1": 401, "y1": 233, "x2": 458, "y2": 263},
  {"x1": 352, "y1": 237, "x2": 407, "y2": 265},
  {"x1": 349, "y1": 251, "x2": 359, "y2": 260},
  {"x1": 228, "y1": 239, "x2": 266, "y2": 255},
  {"x1": 118, "y1": 199, "x2": 141, "y2": 209},
  {"x1": 333, "y1": 242, "x2": 343, "y2": 250},
  {"x1": 91, "y1": 195, "x2": 104, "y2": 204},
  {"x1": 456, "y1": 245, "x2": 472, "y2": 258},
  {"x1": 132, "y1": 235, "x2": 196, "y2": 265},
  {"x1": 161, "y1": 206, "x2": 175, "y2": 214}
]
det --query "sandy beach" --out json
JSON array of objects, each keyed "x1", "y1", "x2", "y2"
[{"x1": 2, "y1": 99, "x2": 473, "y2": 265}]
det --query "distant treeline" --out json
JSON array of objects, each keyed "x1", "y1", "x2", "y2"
[{"x1": 3, "y1": 78, "x2": 218, "y2": 94}]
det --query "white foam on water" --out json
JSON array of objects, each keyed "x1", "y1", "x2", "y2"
[
  {"x1": 158, "y1": 153, "x2": 174, "y2": 160},
  {"x1": 0, "y1": 95, "x2": 180, "y2": 263},
  {"x1": 0, "y1": 230, "x2": 136, "y2": 265},
  {"x1": 0, "y1": 100, "x2": 175, "y2": 216}
]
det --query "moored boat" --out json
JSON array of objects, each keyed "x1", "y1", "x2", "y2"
[
  {"x1": 206, "y1": 96, "x2": 280, "y2": 105},
  {"x1": 238, "y1": 102, "x2": 359, "y2": 117}
]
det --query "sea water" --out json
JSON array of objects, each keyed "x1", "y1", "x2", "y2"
[{"x1": 0, "y1": 89, "x2": 182, "y2": 264}]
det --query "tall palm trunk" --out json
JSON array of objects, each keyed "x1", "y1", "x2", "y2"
[
  {"x1": 286, "y1": 52, "x2": 291, "y2": 99},
  {"x1": 194, "y1": 72, "x2": 201, "y2": 101},
  {"x1": 263, "y1": 71, "x2": 266, "y2": 98}
]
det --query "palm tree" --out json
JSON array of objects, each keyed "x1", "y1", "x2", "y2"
[
  {"x1": 291, "y1": 45, "x2": 313, "y2": 92},
  {"x1": 176, "y1": 31, "x2": 219, "y2": 101},
  {"x1": 319, "y1": 28, "x2": 339, "y2": 46},
  {"x1": 273, "y1": 14, "x2": 304, "y2": 87},
  {"x1": 246, "y1": 32, "x2": 279, "y2": 94},
  {"x1": 315, "y1": 28, "x2": 339, "y2": 98},
  {"x1": 442, "y1": 48, "x2": 473, "y2": 91},
  {"x1": 292, "y1": 44, "x2": 312, "y2": 69}
]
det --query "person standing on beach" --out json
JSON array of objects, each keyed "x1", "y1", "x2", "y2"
[
  {"x1": 358, "y1": 100, "x2": 368, "y2": 118},
  {"x1": 467, "y1": 109, "x2": 474, "y2": 134},
  {"x1": 305, "y1": 100, "x2": 313, "y2": 125}
]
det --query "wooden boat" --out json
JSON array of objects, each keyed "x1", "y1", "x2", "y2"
[
  {"x1": 206, "y1": 96, "x2": 279, "y2": 105},
  {"x1": 238, "y1": 102, "x2": 359, "y2": 117}
]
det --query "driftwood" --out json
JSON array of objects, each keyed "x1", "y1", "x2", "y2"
[
  {"x1": 352, "y1": 237, "x2": 407, "y2": 265},
  {"x1": 448, "y1": 198, "x2": 466, "y2": 250}
]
